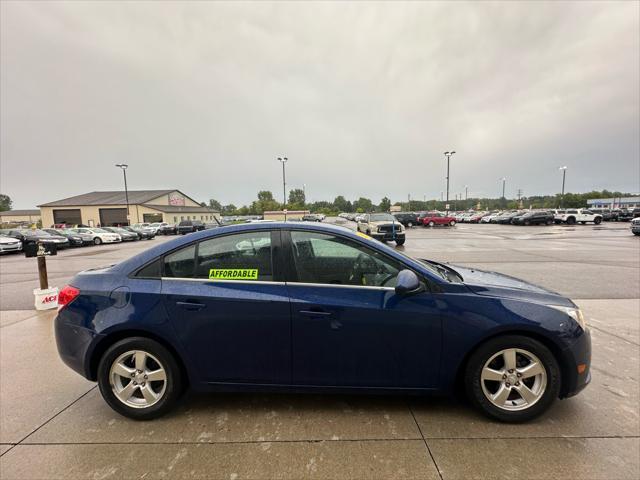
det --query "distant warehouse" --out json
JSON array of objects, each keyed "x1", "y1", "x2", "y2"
[
  {"x1": 38, "y1": 189, "x2": 219, "y2": 227},
  {"x1": 0, "y1": 209, "x2": 41, "y2": 225}
]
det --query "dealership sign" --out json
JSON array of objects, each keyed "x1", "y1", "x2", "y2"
[{"x1": 168, "y1": 192, "x2": 185, "y2": 206}]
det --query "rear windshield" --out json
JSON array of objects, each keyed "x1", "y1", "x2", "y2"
[{"x1": 179, "y1": 221, "x2": 192, "y2": 226}]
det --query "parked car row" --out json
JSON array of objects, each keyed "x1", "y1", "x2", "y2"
[{"x1": 0, "y1": 225, "x2": 159, "y2": 254}]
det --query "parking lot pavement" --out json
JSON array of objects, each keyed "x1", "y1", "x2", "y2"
[{"x1": 1, "y1": 222, "x2": 639, "y2": 479}]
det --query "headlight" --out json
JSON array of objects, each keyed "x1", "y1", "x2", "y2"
[{"x1": 548, "y1": 305, "x2": 586, "y2": 331}]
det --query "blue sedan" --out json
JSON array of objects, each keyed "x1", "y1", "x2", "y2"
[{"x1": 55, "y1": 222, "x2": 591, "y2": 422}]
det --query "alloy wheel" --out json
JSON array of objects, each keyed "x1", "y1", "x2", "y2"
[
  {"x1": 480, "y1": 348, "x2": 547, "y2": 411},
  {"x1": 109, "y1": 350, "x2": 167, "y2": 409}
]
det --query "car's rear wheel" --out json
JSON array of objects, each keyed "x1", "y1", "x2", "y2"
[
  {"x1": 407, "y1": 222, "x2": 413, "y2": 227},
  {"x1": 94, "y1": 237, "x2": 102, "y2": 245},
  {"x1": 98, "y1": 337, "x2": 183, "y2": 420},
  {"x1": 465, "y1": 335, "x2": 560, "y2": 422},
  {"x1": 566, "y1": 217, "x2": 576, "y2": 225},
  {"x1": 594, "y1": 217, "x2": 602, "y2": 225},
  {"x1": 428, "y1": 221, "x2": 435, "y2": 227},
  {"x1": 449, "y1": 220, "x2": 456, "y2": 226}
]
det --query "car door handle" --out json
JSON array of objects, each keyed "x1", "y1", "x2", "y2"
[
  {"x1": 176, "y1": 301, "x2": 206, "y2": 311},
  {"x1": 299, "y1": 309, "x2": 332, "y2": 317}
]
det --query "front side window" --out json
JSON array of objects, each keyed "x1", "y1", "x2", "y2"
[
  {"x1": 290, "y1": 231, "x2": 402, "y2": 287},
  {"x1": 195, "y1": 231, "x2": 273, "y2": 281}
]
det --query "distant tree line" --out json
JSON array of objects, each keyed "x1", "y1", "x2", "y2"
[{"x1": 205, "y1": 189, "x2": 636, "y2": 216}]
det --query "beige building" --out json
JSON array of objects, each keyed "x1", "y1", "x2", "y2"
[
  {"x1": 0, "y1": 209, "x2": 41, "y2": 225},
  {"x1": 39, "y1": 190, "x2": 219, "y2": 227},
  {"x1": 263, "y1": 210, "x2": 310, "y2": 221}
]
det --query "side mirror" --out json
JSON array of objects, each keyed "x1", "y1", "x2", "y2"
[{"x1": 395, "y1": 270, "x2": 421, "y2": 295}]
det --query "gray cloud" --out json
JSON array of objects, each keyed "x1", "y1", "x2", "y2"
[{"x1": 1, "y1": 1, "x2": 638, "y2": 208}]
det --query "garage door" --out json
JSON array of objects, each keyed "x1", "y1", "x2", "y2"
[
  {"x1": 53, "y1": 209, "x2": 82, "y2": 226},
  {"x1": 99, "y1": 208, "x2": 128, "y2": 226}
]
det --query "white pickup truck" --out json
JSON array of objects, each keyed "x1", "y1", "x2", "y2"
[{"x1": 554, "y1": 209, "x2": 603, "y2": 225}]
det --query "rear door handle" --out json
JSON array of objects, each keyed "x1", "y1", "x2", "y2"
[
  {"x1": 176, "y1": 301, "x2": 206, "y2": 311},
  {"x1": 299, "y1": 309, "x2": 332, "y2": 317}
]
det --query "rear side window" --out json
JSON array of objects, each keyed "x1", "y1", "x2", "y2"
[
  {"x1": 136, "y1": 258, "x2": 162, "y2": 278},
  {"x1": 164, "y1": 245, "x2": 196, "y2": 278},
  {"x1": 195, "y1": 231, "x2": 273, "y2": 281}
]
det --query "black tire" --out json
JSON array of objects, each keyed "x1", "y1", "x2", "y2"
[
  {"x1": 428, "y1": 221, "x2": 435, "y2": 227},
  {"x1": 594, "y1": 217, "x2": 602, "y2": 225},
  {"x1": 407, "y1": 222, "x2": 413, "y2": 228},
  {"x1": 97, "y1": 337, "x2": 183, "y2": 420},
  {"x1": 464, "y1": 335, "x2": 560, "y2": 423},
  {"x1": 566, "y1": 217, "x2": 576, "y2": 225},
  {"x1": 449, "y1": 220, "x2": 456, "y2": 226},
  {"x1": 545, "y1": 220, "x2": 553, "y2": 225},
  {"x1": 94, "y1": 237, "x2": 102, "y2": 245},
  {"x1": 395, "y1": 239, "x2": 405, "y2": 246}
]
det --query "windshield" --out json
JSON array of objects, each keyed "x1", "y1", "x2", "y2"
[
  {"x1": 369, "y1": 214, "x2": 396, "y2": 222},
  {"x1": 390, "y1": 247, "x2": 462, "y2": 282},
  {"x1": 93, "y1": 228, "x2": 108, "y2": 233},
  {"x1": 19, "y1": 229, "x2": 50, "y2": 236}
]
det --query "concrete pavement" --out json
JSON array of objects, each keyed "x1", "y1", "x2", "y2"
[{"x1": 0, "y1": 222, "x2": 638, "y2": 478}]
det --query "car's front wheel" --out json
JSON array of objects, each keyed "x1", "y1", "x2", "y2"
[
  {"x1": 464, "y1": 335, "x2": 560, "y2": 422},
  {"x1": 428, "y1": 221, "x2": 435, "y2": 227},
  {"x1": 97, "y1": 337, "x2": 183, "y2": 420},
  {"x1": 94, "y1": 237, "x2": 102, "y2": 245},
  {"x1": 449, "y1": 220, "x2": 456, "y2": 226},
  {"x1": 395, "y1": 239, "x2": 405, "y2": 246}
]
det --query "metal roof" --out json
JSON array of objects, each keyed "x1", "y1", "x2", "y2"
[
  {"x1": 0, "y1": 209, "x2": 41, "y2": 216},
  {"x1": 39, "y1": 190, "x2": 178, "y2": 207}
]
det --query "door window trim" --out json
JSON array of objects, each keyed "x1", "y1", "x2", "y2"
[{"x1": 131, "y1": 229, "x2": 284, "y2": 283}]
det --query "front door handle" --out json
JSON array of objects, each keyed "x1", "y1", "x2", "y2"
[
  {"x1": 299, "y1": 309, "x2": 332, "y2": 317},
  {"x1": 176, "y1": 301, "x2": 206, "y2": 311}
]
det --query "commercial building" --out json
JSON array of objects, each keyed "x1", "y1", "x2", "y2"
[
  {"x1": 586, "y1": 197, "x2": 640, "y2": 210},
  {"x1": 39, "y1": 190, "x2": 219, "y2": 227},
  {"x1": 263, "y1": 210, "x2": 310, "y2": 221},
  {"x1": 0, "y1": 209, "x2": 41, "y2": 225}
]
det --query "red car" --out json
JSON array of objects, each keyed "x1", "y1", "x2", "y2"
[{"x1": 419, "y1": 212, "x2": 457, "y2": 227}]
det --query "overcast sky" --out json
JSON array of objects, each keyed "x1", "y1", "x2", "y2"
[{"x1": 1, "y1": 1, "x2": 638, "y2": 209}]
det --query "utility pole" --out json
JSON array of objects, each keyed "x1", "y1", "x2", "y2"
[
  {"x1": 115, "y1": 164, "x2": 130, "y2": 225},
  {"x1": 465, "y1": 185, "x2": 468, "y2": 200},
  {"x1": 559, "y1": 166, "x2": 567, "y2": 208},
  {"x1": 444, "y1": 151, "x2": 455, "y2": 213},
  {"x1": 277, "y1": 156, "x2": 288, "y2": 220}
]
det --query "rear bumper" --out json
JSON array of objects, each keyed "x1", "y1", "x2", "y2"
[{"x1": 55, "y1": 313, "x2": 103, "y2": 380}]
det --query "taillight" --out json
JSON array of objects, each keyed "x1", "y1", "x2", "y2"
[{"x1": 58, "y1": 285, "x2": 80, "y2": 311}]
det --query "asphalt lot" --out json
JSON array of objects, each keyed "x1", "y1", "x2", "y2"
[{"x1": 0, "y1": 221, "x2": 638, "y2": 479}]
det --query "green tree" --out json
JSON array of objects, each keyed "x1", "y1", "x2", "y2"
[
  {"x1": 288, "y1": 189, "x2": 306, "y2": 208},
  {"x1": 378, "y1": 197, "x2": 391, "y2": 212},
  {"x1": 353, "y1": 197, "x2": 373, "y2": 212},
  {"x1": 257, "y1": 191, "x2": 275, "y2": 202},
  {"x1": 333, "y1": 195, "x2": 352, "y2": 212},
  {"x1": 251, "y1": 191, "x2": 281, "y2": 214},
  {"x1": 0, "y1": 194, "x2": 13, "y2": 211},
  {"x1": 208, "y1": 199, "x2": 222, "y2": 211},
  {"x1": 221, "y1": 204, "x2": 237, "y2": 215}
]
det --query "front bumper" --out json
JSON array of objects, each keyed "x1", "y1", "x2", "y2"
[
  {"x1": 370, "y1": 231, "x2": 406, "y2": 242},
  {"x1": 560, "y1": 327, "x2": 592, "y2": 398},
  {"x1": 0, "y1": 244, "x2": 22, "y2": 253}
]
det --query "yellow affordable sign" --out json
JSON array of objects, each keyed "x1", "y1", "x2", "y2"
[{"x1": 209, "y1": 269, "x2": 258, "y2": 280}]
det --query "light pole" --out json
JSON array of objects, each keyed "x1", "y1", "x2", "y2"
[
  {"x1": 559, "y1": 166, "x2": 567, "y2": 207},
  {"x1": 501, "y1": 177, "x2": 506, "y2": 200},
  {"x1": 444, "y1": 151, "x2": 456, "y2": 213},
  {"x1": 115, "y1": 164, "x2": 130, "y2": 224},
  {"x1": 465, "y1": 185, "x2": 468, "y2": 201},
  {"x1": 277, "y1": 157, "x2": 288, "y2": 220},
  {"x1": 303, "y1": 183, "x2": 306, "y2": 202}
]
